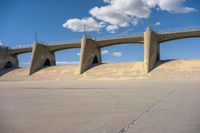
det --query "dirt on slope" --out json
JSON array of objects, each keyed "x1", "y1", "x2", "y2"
[{"x1": 1, "y1": 59, "x2": 200, "y2": 81}]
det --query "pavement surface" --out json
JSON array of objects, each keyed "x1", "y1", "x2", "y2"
[{"x1": 0, "y1": 80, "x2": 200, "y2": 133}]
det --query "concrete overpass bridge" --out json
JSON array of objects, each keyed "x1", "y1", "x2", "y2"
[{"x1": 0, "y1": 27, "x2": 200, "y2": 75}]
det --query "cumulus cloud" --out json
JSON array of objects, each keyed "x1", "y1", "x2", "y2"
[
  {"x1": 63, "y1": 0, "x2": 196, "y2": 33},
  {"x1": 76, "y1": 52, "x2": 80, "y2": 56},
  {"x1": 155, "y1": 22, "x2": 161, "y2": 26},
  {"x1": 89, "y1": 0, "x2": 150, "y2": 28},
  {"x1": 146, "y1": 0, "x2": 197, "y2": 13},
  {"x1": 78, "y1": 49, "x2": 122, "y2": 58},
  {"x1": 106, "y1": 25, "x2": 119, "y2": 33},
  {"x1": 63, "y1": 17, "x2": 104, "y2": 32},
  {"x1": 156, "y1": 0, "x2": 197, "y2": 13},
  {"x1": 101, "y1": 50, "x2": 109, "y2": 55},
  {"x1": 101, "y1": 49, "x2": 122, "y2": 57},
  {"x1": 112, "y1": 52, "x2": 122, "y2": 57}
]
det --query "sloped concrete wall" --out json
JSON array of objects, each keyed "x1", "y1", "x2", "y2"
[
  {"x1": 79, "y1": 35, "x2": 102, "y2": 74},
  {"x1": 29, "y1": 42, "x2": 55, "y2": 75},
  {"x1": 0, "y1": 46, "x2": 18, "y2": 69},
  {"x1": 144, "y1": 29, "x2": 160, "y2": 73}
]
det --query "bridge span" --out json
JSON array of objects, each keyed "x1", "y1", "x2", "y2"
[{"x1": 0, "y1": 28, "x2": 200, "y2": 75}]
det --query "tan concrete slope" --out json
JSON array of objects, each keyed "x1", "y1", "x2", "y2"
[{"x1": 0, "y1": 59, "x2": 200, "y2": 81}]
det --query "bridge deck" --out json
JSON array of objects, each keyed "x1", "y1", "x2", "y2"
[{"x1": 8, "y1": 29, "x2": 200, "y2": 55}]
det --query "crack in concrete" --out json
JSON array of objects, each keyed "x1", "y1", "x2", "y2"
[{"x1": 118, "y1": 89, "x2": 176, "y2": 133}]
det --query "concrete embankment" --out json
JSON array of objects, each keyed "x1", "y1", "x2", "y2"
[{"x1": 0, "y1": 59, "x2": 200, "y2": 81}]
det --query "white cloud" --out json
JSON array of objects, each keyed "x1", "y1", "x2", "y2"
[
  {"x1": 63, "y1": 17, "x2": 104, "y2": 32},
  {"x1": 157, "y1": 0, "x2": 197, "y2": 13},
  {"x1": 89, "y1": 0, "x2": 196, "y2": 29},
  {"x1": 76, "y1": 52, "x2": 80, "y2": 56},
  {"x1": 106, "y1": 25, "x2": 119, "y2": 33},
  {"x1": 101, "y1": 49, "x2": 122, "y2": 57},
  {"x1": 103, "y1": 0, "x2": 111, "y2": 3},
  {"x1": 89, "y1": 0, "x2": 150, "y2": 28},
  {"x1": 77, "y1": 49, "x2": 122, "y2": 58},
  {"x1": 155, "y1": 22, "x2": 161, "y2": 26},
  {"x1": 101, "y1": 49, "x2": 109, "y2": 55},
  {"x1": 146, "y1": 0, "x2": 158, "y2": 8},
  {"x1": 112, "y1": 52, "x2": 122, "y2": 57},
  {"x1": 64, "y1": 0, "x2": 196, "y2": 33}
]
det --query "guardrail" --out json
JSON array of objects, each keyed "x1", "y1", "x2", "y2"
[
  {"x1": 4, "y1": 26, "x2": 200, "y2": 49},
  {"x1": 47, "y1": 40, "x2": 80, "y2": 46},
  {"x1": 94, "y1": 32, "x2": 144, "y2": 40},
  {"x1": 156, "y1": 26, "x2": 200, "y2": 34},
  {"x1": 11, "y1": 44, "x2": 33, "y2": 49}
]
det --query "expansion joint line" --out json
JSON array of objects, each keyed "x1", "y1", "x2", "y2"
[{"x1": 118, "y1": 89, "x2": 176, "y2": 133}]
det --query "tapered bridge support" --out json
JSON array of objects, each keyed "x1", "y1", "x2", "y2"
[
  {"x1": 79, "y1": 34, "x2": 102, "y2": 74},
  {"x1": 29, "y1": 42, "x2": 55, "y2": 75},
  {"x1": 0, "y1": 46, "x2": 18, "y2": 69},
  {"x1": 144, "y1": 28, "x2": 160, "y2": 73}
]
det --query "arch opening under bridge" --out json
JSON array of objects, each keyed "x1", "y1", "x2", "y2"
[
  {"x1": 160, "y1": 38, "x2": 200, "y2": 61},
  {"x1": 18, "y1": 53, "x2": 32, "y2": 68},
  {"x1": 9, "y1": 47, "x2": 33, "y2": 68},
  {"x1": 4, "y1": 61, "x2": 13, "y2": 69},
  {"x1": 101, "y1": 44, "x2": 144, "y2": 64},
  {"x1": 43, "y1": 58, "x2": 51, "y2": 66},
  {"x1": 54, "y1": 48, "x2": 80, "y2": 66}
]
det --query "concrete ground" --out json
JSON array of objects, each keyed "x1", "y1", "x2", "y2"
[{"x1": 0, "y1": 80, "x2": 200, "y2": 133}]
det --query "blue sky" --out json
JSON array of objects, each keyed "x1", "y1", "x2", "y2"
[{"x1": 0, "y1": 0, "x2": 200, "y2": 67}]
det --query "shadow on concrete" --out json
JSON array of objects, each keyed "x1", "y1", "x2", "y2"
[
  {"x1": 83, "y1": 63, "x2": 105, "y2": 73},
  {"x1": 153, "y1": 59, "x2": 176, "y2": 71},
  {"x1": 0, "y1": 67, "x2": 19, "y2": 77}
]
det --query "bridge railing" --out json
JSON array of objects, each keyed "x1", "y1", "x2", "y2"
[
  {"x1": 0, "y1": 45, "x2": 9, "y2": 49},
  {"x1": 9, "y1": 40, "x2": 80, "y2": 49},
  {"x1": 90, "y1": 32, "x2": 143, "y2": 40},
  {"x1": 47, "y1": 40, "x2": 80, "y2": 46},
  {"x1": 11, "y1": 44, "x2": 33, "y2": 49},
  {"x1": 6, "y1": 26, "x2": 200, "y2": 49},
  {"x1": 156, "y1": 26, "x2": 200, "y2": 34}
]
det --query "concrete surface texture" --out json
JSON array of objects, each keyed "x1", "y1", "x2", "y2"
[
  {"x1": 0, "y1": 46, "x2": 18, "y2": 69},
  {"x1": 79, "y1": 34, "x2": 102, "y2": 74},
  {"x1": 10, "y1": 47, "x2": 32, "y2": 55},
  {"x1": 144, "y1": 29, "x2": 160, "y2": 73},
  {"x1": 0, "y1": 80, "x2": 200, "y2": 133},
  {"x1": 0, "y1": 59, "x2": 200, "y2": 81},
  {"x1": 29, "y1": 42, "x2": 56, "y2": 75}
]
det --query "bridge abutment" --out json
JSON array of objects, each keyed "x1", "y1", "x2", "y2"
[
  {"x1": 29, "y1": 42, "x2": 55, "y2": 75},
  {"x1": 79, "y1": 34, "x2": 102, "y2": 74},
  {"x1": 144, "y1": 29, "x2": 160, "y2": 73},
  {"x1": 0, "y1": 46, "x2": 18, "y2": 69}
]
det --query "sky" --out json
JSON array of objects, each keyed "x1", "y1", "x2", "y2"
[{"x1": 0, "y1": 0, "x2": 200, "y2": 67}]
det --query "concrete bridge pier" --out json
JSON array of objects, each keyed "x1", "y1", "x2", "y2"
[
  {"x1": 29, "y1": 42, "x2": 55, "y2": 75},
  {"x1": 79, "y1": 34, "x2": 102, "y2": 74},
  {"x1": 144, "y1": 28, "x2": 160, "y2": 73},
  {"x1": 0, "y1": 46, "x2": 18, "y2": 69}
]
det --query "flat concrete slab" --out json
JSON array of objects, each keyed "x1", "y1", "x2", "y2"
[{"x1": 0, "y1": 80, "x2": 200, "y2": 133}]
